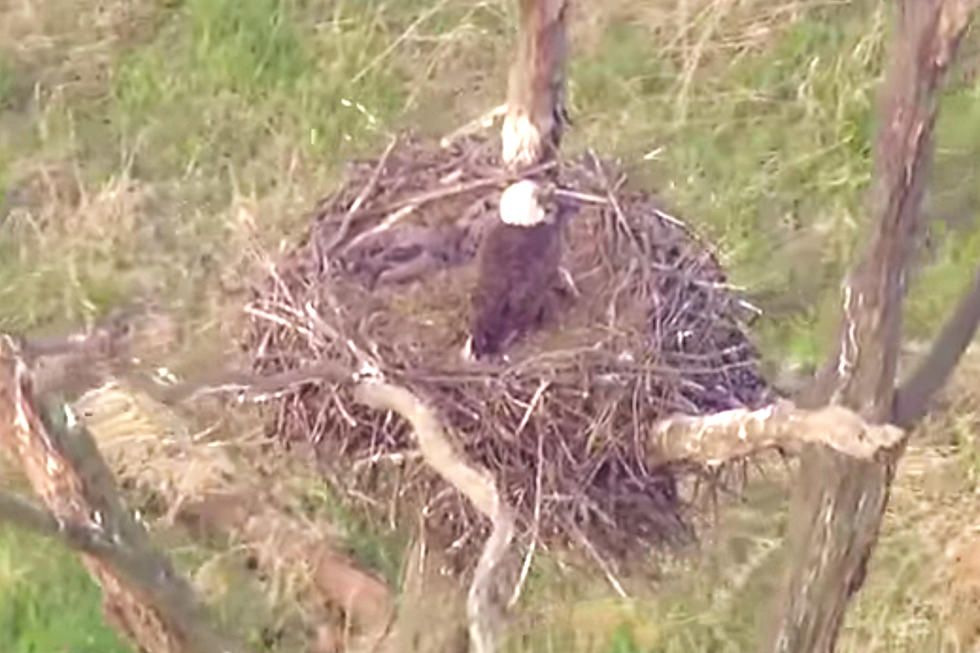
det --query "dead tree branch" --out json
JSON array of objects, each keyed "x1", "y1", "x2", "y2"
[
  {"x1": 0, "y1": 335, "x2": 247, "y2": 653},
  {"x1": 653, "y1": 400, "x2": 904, "y2": 465},
  {"x1": 354, "y1": 381, "x2": 515, "y2": 653},
  {"x1": 893, "y1": 262, "x2": 980, "y2": 427},
  {"x1": 766, "y1": 3, "x2": 975, "y2": 652}
]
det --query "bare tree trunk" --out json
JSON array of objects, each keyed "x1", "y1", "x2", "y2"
[
  {"x1": 501, "y1": 0, "x2": 569, "y2": 170},
  {"x1": 764, "y1": 2, "x2": 975, "y2": 651}
]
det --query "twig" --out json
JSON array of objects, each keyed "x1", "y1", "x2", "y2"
[
  {"x1": 553, "y1": 188, "x2": 608, "y2": 205},
  {"x1": 570, "y1": 527, "x2": 629, "y2": 599},
  {"x1": 587, "y1": 150, "x2": 640, "y2": 250},
  {"x1": 332, "y1": 160, "x2": 557, "y2": 223},
  {"x1": 328, "y1": 136, "x2": 399, "y2": 252},
  {"x1": 441, "y1": 104, "x2": 509, "y2": 148},
  {"x1": 243, "y1": 304, "x2": 319, "y2": 342},
  {"x1": 353, "y1": 381, "x2": 515, "y2": 653},
  {"x1": 340, "y1": 205, "x2": 415, "y2": 256},
  {"x1": 514, "y1": 380, "x2": 550, "y2": 437},
  {"x1": 507, "y1": 430, "x2": 544, "y2": 609}
]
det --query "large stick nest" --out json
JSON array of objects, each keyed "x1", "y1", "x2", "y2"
[{"x1": 242, "y1": 132, "x2": 775, "y2": 569}]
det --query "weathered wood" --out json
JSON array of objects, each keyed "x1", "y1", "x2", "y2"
[
  {"x1": 501, "y1": 0, "x2": 569, "y2": 169},
  {"x1": 0, "y1": 335, "x2": 246, "y2": 653},
  {"x1": 652, "y1": 399, "x2": 904, "y2": 465},
  {"x1": 765, "y1": 2, "x2": 975, "y2": 651},
  {"x1": 354, "y1": 381, "x2": 515, "y2": 653}
]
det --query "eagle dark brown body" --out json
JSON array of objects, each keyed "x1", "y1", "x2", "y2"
[{"x1": 469, "y1": 218, "x2": 562, "y2": 359}]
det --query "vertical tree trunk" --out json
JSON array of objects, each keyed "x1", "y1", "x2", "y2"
[
  {"x1": 765, "y1": 2, "x2": 974, "y2": 651},
  {"x1": 501, "y1": 0, "x2": 569, "y2": 170}
]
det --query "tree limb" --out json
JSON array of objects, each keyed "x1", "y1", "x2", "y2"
[
  {"x1": 652, "y1": 400, "x2": 905, "y2": 465},
  {"x1": 893, "y1": 262, "x2": 980, "y2": 427},
  {"x1": 354, "y1": 381, "x2": 516, "y2": 653}
]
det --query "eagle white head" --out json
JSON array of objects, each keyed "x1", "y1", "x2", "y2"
[{"x1": 499, "y1": 179, "x2": 553, "y2": 226}]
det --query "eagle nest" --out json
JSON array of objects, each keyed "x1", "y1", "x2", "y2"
[{"x1": 242, "y1": 132, "x2": 775, "y2": 570}]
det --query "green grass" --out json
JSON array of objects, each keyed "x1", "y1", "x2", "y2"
[
  {"x1": 0, "y1": 527, "x2": 131, "y2": 653},
  {"x1": 2, "y1": 0, "x2": 980, "y2": 651}
]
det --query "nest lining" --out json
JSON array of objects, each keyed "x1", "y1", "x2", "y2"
[{"x1": 243, "y1": 132, "x2": 774, "y2": 567}]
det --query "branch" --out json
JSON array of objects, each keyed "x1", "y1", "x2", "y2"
[
  {"x1": 652, "y1": 400, "x2": 905, "y2": 465},
  {"x1": 893, "y1": 262, "x2": 980, "y2": 427},
  {"x1": 0, "y1": 488, "x2": 63, "y2": 536},
  {"x1": 0, "y1": 335, "x2": 247, "y2": 653},
  {"x1": 354, "y1": 381, "x2": 515, "y2": 653},
  {"x1": 176, "y1": 491, "x2": 394, "y2": 652},
  {"x1": 0, "y1": 489, "x2": 159, "y2": 562}
]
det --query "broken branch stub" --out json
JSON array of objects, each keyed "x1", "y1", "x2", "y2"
[{"x1": 0, "y1": 335, "x2": 246, "y2": 653}]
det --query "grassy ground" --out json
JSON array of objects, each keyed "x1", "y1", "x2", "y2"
[
  {"x1": 0, "y1": 528, "x2": 130, "y2": 652},
  {"x1": 1, "y1": 0, "x2": 979, "y2": 651}
]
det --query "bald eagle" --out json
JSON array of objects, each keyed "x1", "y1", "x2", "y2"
[{"x1": 467, "y1": 180, "x2": 564, "y2": 359}]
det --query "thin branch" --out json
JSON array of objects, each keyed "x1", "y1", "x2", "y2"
[
  {"x1": 893, "y1": 262, "x2": 980, "y2": 427},
  {"x1": 335, "y1": 160, "x2": 557, "y2": 222},
  {"x1": 507, "y1": 429, "x2": 544, "y2": 609},
  {"x1": 327, "y1": 135, "x2": 399, "y2": 253},
  {"x1": 440, "y1": 104, "x2": 509, "y2": 148}
]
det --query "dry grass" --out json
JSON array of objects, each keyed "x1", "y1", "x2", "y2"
[{"x1": 2, "y1": 0, "x2": 980, "y2": 651}]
